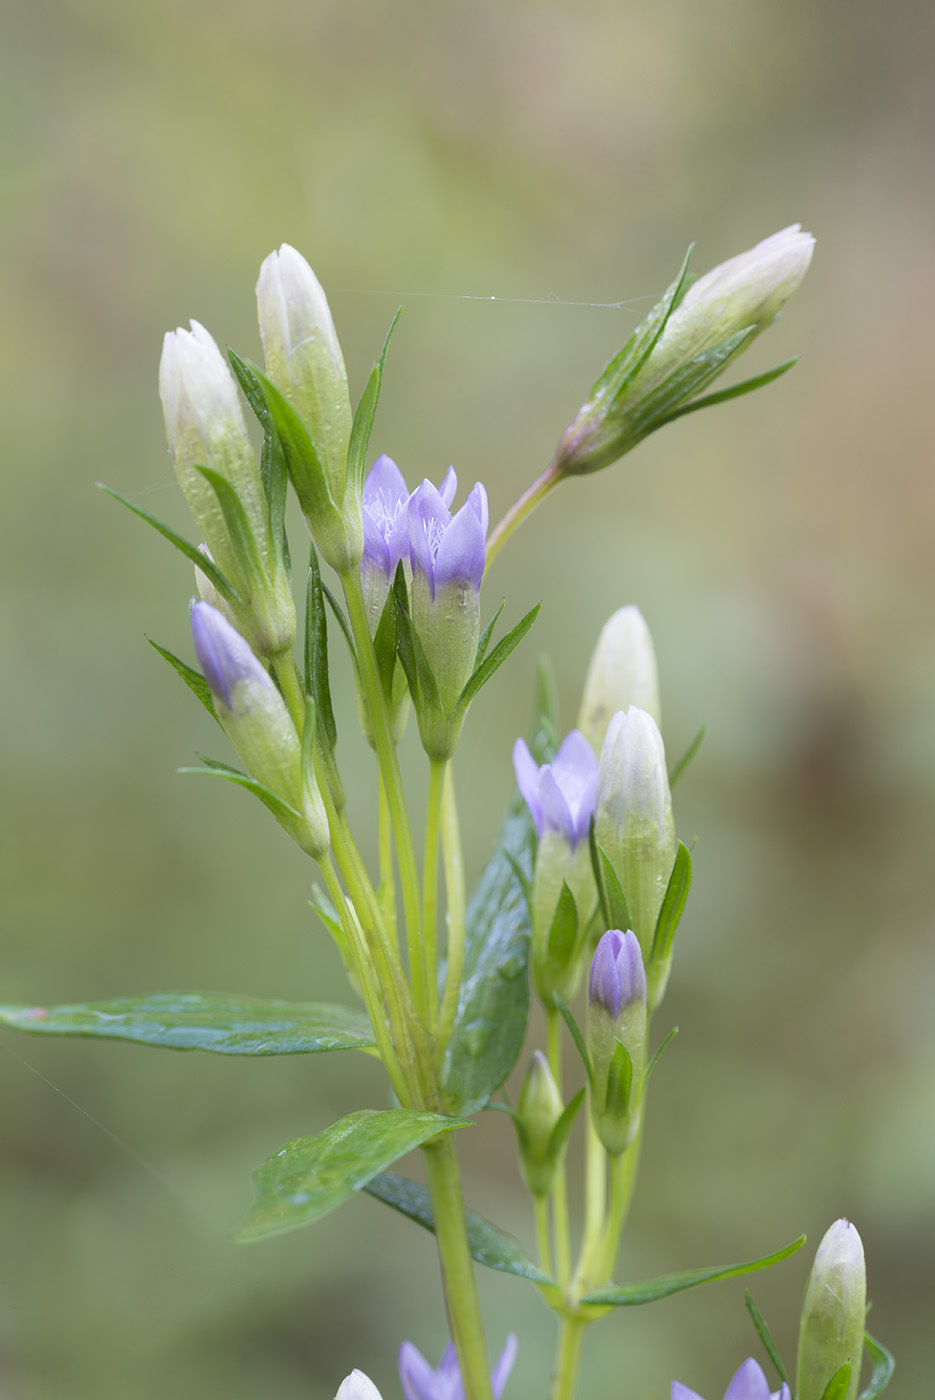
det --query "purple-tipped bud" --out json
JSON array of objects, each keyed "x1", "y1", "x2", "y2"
[
  {"x1": 335, "y1": 1373, "x2": 384, "y2": 1400},
  {"x1": 191, "y1": 599, "x2": 269, "y2": 710},
  {"x1": 589, "y1": 929, "x2": 645, "y2": 1021},
  {"x1": 399, "y1": 1335, "x2": 517, "y2": 1400},
  {"x1": 513, "y1": 730, "x2": 598, "y2": 852},
  {"x1": 672, "y1": 1358, "x2": 791, "y2": 1400}
]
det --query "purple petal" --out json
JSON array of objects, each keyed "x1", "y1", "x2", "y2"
[
  {"x1": 362, "y1": 509, "x2": 392, "y2": 574},
  {"x1": 538, "y1": 767, "x2": 575, "y2": 846},
  {"x1": 774, "y1": 1387, "x2": 791, "y2": 1400},
  {"x1": 550, "y1": 729, "x2": 598, "y2": 847},
  {"x1": 190, "y1": 600, "x2": 267, "y2": 708},
  {"x1": 723, "y1": 1360, "x2": 772, "y2": 1400},
  {"x1": 490, "y1": 1335, "x2": 518, "y2": 1399},
  {"x1": 363, "y1": 454, "x2": 410, "y2": 575},
  {"x1": 398, "y1": 1342, "x2": 439, "y2": 1400},
  {"x1": 435, "y1": 1343, "x2": 464, "y2": 1400},
  {"x1": 614, "y1": 929, "x2": 646, "y2": 1008},
  {"x1": 589, "y1": 930, "x2": 624, "y2": 1019},
  {"x1": 465, "y1": 481, "x2": 489, "y2": 538},
  {"x1": 671, "y1": 1384, "x2": 706, "y2": 1400},
  {"x1": 513, "y1": 739, "x2": 544, "y2": 834},
  {"x1": 433, "y1": 499, "x2": 486, "y2": 592},
  {"x1": 408, "y1": 480, "x2": 452, "y2": 595},
  {"x1": 439, "y1": 466, "x2": 458, "y2": 507},
  {"x1": 364, "y1": 453, "x2": 409, "y2": 513}
]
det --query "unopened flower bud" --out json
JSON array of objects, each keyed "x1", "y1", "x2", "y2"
[
  {"x1": 555, "y1": 225, "x2": 815, "y2": 478},
  {"x1": 160, "y1": 320, "x2": 295, "y2": 659},
  {"x1": 587, "y1": 929, "x2": 647, "y2": 1155},
  {"x1": 256, "y1": 244, "x2": 352, "y2": 504},
  {"x1": 190, "y1": 602, "x2": 329, "y2": 858},
  {"x1": 595, "y1": 707, "x2": 675, "y2": 956},
  {"x1": 578, "y1": 605, "x2": 661, "y2": 752},
  {"x1": 335, "y1": 1372, "x2": 384, "y2": 1400},
  {"x1": 516, "y1": 1051, "x2": 566, "y2": 1198},
  {"x1": 513, "y1": 729, "x2": 598, "y2": 1003},
  {"x1": 796, "y1": 1219, "x2": 866, "y2": 1400}
]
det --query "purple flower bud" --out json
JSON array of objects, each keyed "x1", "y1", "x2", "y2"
[
  {"x1": 362, "y1": 454, "x2": 412, "y2": 580},
  {"x1": 409, "y1": 474, "x2": 487, "y2": 600},
  {"x1": 672, "y1": 1358, "x2": 790, "y2": 1400},
  {"x1": 589, "y1": 929, "x2": 645, "y2": 1021},
  {"x1": 191, "y1": 599, "x2": 271, "y2": 711},
  {"x1": 513, "y1": 729, "x2": 598, "y2": 853},
  {"x1": 399, "y1": 1336, "x2": 517, "y2": 1400}
]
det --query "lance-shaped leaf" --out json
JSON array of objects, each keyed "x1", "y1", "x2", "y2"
[
  {"x1": 581, "y1": 1233, "x2": 805, "y2": 1306},
  {"x1": 659, "y1": 357, "x2": 799, "y2": 427},
  {"x1": 305, "y1": 546, "x2": 337, "y2": 753},
  {"x1": 147, "y1": 637, "x2": 218, "y2": 722},
  {"x1": 859, "y1": 1334, "x2": 895, "y2": 1400},
  {"x1": 669, "y1": 723, "x2": 707, "y2": 789},
  {"x1": 98, "y1": 484, "x2": 241, "y2": 606},
  {"x1": 347, "y1": 308, "x2": 401, "y2": 499},
  {"x1": 453, "y1": 603, "x2": 541, "y2": 717},
  {"x1": 0, "y1": 993, "x2": 375, "y2": 1055},
  {"x1": 744, "y1": 1289, "x2": 791, "y2": 1390},
  {"x1": 234, "y1": 1109, "x2": 470, "y2": 1243},
  {"x1": 363, "y1": 1172, "x2": 551, "y2": 1284}
]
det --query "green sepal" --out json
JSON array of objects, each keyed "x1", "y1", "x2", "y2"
[
  {"x1": 227, "y1": 347, "x2": 274, "y2": 435},
  {"x1": 226, "y1": 348, "x2": 289, "y2": 566},
  {"x1": 233, "y1": 1109, "x2": 470, "y2": 1243},
  {"x1": 474, "y1": 601, "x2": 505, "y2": 668},
  {"x1": 669, "y1": 723, "x2": 707, "y2": 789},
  {"x1": 821, "y1": 1363, "x2": 852, "y2": 1400},
  {"x1": 593, "y1": 246, "x2": 695, "y2": 407},
  {"x1": 393, "y1": 568, "x2": 442, "y2": 714},
  {"x1": 622, "y1": 324, "x2": 758, "y2": 449},
  {"x1": 659, "y1": 356, "x2": 799, "y2": 427},
  {"x1": 304, "y1": 546, "x2": 337, "y2": 752},
  {"x1": 581, "y1": 1232, "x2": 806, "y2": 1306},
  {"x1": 193, "y1": 464, "x2": 266, "y2": 586},
  {"x1": 547, "y1": 881, "x2": 578, "y2": 966},
  {"x1": 590, "y1": 829, "x2": 633, "y2": 933},
  {"x1": 97, "y1": 484, "x2": 242, "y2": 607},
  {"x1": 859, "y1": 1333, "x2": 895, "y2": 1399},
  {"x1": 299, "y1": 694, "x2": 318, "y2": 798},
  {"x1": 238, "y1": 357, "x2": 338, "y2": 521},
  {"x1": 179, "y1": 755, "x2": 302, "y2": 826},
  {"x1": 650, "y1": 841, "x2": 692, "y2": 968},
  {"x1": 743, "y1": 1288, "x2": 791, "y2": 1390},
  {"x1": 453, "y1": 603, "x2": 541, "y2": 717},
  {"x1": 530, "y1": 655, "x2": 560, "y2": 761},
  {"x1": 643, "y1": 1024, "x2": 678, "y2": 1088},
  {"x1": 374, "y1": 566, "x2": 403, "y2": 702},
  {"x1": 605, "y1": 1037, "x2": 634, "y2": 1114},
  {"x1": 552, "y1": 994, "x2": 592, "y2": 1081},
  {"x1": 549, "y1": 1085, "x2": 586, "y2": 1162},
  {"x1": 321, "y1": 582, "x2": 360, "y2": 685},
  {"x1": 363, "y1": 1172, "x2": 552, "y2": 1285},
  {"x1": 0, "y1": 993, "x2": 374, "y2": 1055},
  {"x1": 347, "y1": 307, "x2": 401, "y2": 499},
  {"x1": 146, "y1": 637, "x2": 218, "y2": 722}
]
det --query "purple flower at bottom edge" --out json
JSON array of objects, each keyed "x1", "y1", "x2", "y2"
[
  {"x1": 672, "y1": 1358, "x2": 791, "y2": 1400},
  {"x1": 399, "y1": 1335, "x2": 517, "y2": 1400},
  {"x1": 408, "y1": 474, "x2": 488, "y2": 599},
  {"x1": 513, "y1": 729, "x2": 598, "y2": 852}
]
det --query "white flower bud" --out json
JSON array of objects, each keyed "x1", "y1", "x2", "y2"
[{"x1": 578, "y1": 605, "x2": 661, "y2": 752}]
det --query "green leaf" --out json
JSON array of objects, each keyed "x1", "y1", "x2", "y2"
[
  {"x1": 305, "y1": 546, "x2": 337, "y2": 752},
  {"x1": 669, "y1": 723, "x2": 707, "y2": 789},
  {"x1": 321, "y1": 582, "x2": 360, "y2": 683},
  {"x1": 529, "y1": 655, "x2": 560, "y2": 763},
  {"x1": 234, "y1": 1109, "x2": 469, "y2": 1243},
  {"x1": 147, "y1": 637, "x2": 218, "y2": 722},
  {"x1": 590, "y1": 835, "x2": 632, "y2": 934},
  {"x1": 643, "y1": 1024, "x2": 678, "y2": 1087},
  {"x1": 347, "y1": 308, "x2": 402, "y2": 498},
  {"x1": 227, "y1": 347, "x2": 274, "y2": 434},
  {"x1": 859, "y1": 1333, "x2": 895, "y2": 1399},
  {"x1": 547, "y1": 881, "x2": 578, "y2": 966},
  {"x1": 363, "y1": 1172, "x2": 551, "y2": 1284},
  {"x1": 240, "y1": 358, "x2": 336, "y2": 521},
  {"x1": 623, "y1": 325, "x2": 758, "y2": 448},
  {"x1": 179, "y1": 757, "x2": 300, "y2": 825},
  {"x1": 581, "y1": 1233, "x2": 806, "y2": 1306},
  {"x1": 373, "y1": 567, "x2": 402, "y2": 701},
  {"x1": 97, "y1": 484, "x2": 242, "y2": 607},
  {"x1": 660, "y1": 357, "x2": 799, "y2": 426},
  {"x1": 441, "y1": 797, "x2": 534, "y2": 1115},
  {"x1": 650, "y1": 841, "x2": 692, "y2": 967},
  {"x1": 549, "y1": 1086, "x2": 586, "y2": 1161},
  {"x1": 821, "y1": 1363, "x2": 852, "y2": 1400},
  {"x1": 0, "y1": 993, "x2": 375, "y2": 1055},
  {"x1": 454, "y1": 603, "x2": 541, "y2": 715},
  {"x1": 743, "y1": 1289, "x2": 791, "y2": 1389}
]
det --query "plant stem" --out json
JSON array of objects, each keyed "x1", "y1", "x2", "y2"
[
  {"x1": 435, "y1": 764, "x2": 467, "y2": 1061},
  {"x1": 547, "y1": 1006, "x2": 572, "y2": 1287},
  {"x1": 341, "y1": 568, "x2": 426, "y2": 1020},
  {"x1": 594, "y1": 1120, "x2": 644, "y2": 1283},
  {"x1": 535, "y1": 1196, "x2": 553, "y2": 1279},
  {"x1": 573, "y1": 1112, "x2": 607, "y2": 1290},
  {"x1": 423, "y1": 1134, "x2": 494, "y2": 1400},
  {"x1": 423, "y1": 758, "x2": 446, "y2": 1027},
  {"x1": 551, "y1": 1314, "x2": 588, "y2": 1400},
  {"x1": 486, "y1": 462, "x2": 561, "y2": 567},
  {"x1": 377, "y1": 771, "x2": 397, "y2": 943}
]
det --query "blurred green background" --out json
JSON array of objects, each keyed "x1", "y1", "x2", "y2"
[{"x1": 1, "y1": 0, "x2": 932, "y2": 1396}]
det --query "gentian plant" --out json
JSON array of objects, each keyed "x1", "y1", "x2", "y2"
[{"x1": 1, "y1": 231, "x2": 895, "y2": 1399}]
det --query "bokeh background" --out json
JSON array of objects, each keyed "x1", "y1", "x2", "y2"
[{"x1": 1, "y1": 1, "x2": 933, "y2": 1396}]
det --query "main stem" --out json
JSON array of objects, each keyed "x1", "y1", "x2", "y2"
[
  {"x1": 552, "y1": 1315, "x2": 587, "y2": 1400},
  {"x1": 485, "y1": 462, "x2": 561, "y2": 566},
  {"x1": 423, "y1": 1135, "x2": 494, "y2": 1400}
]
